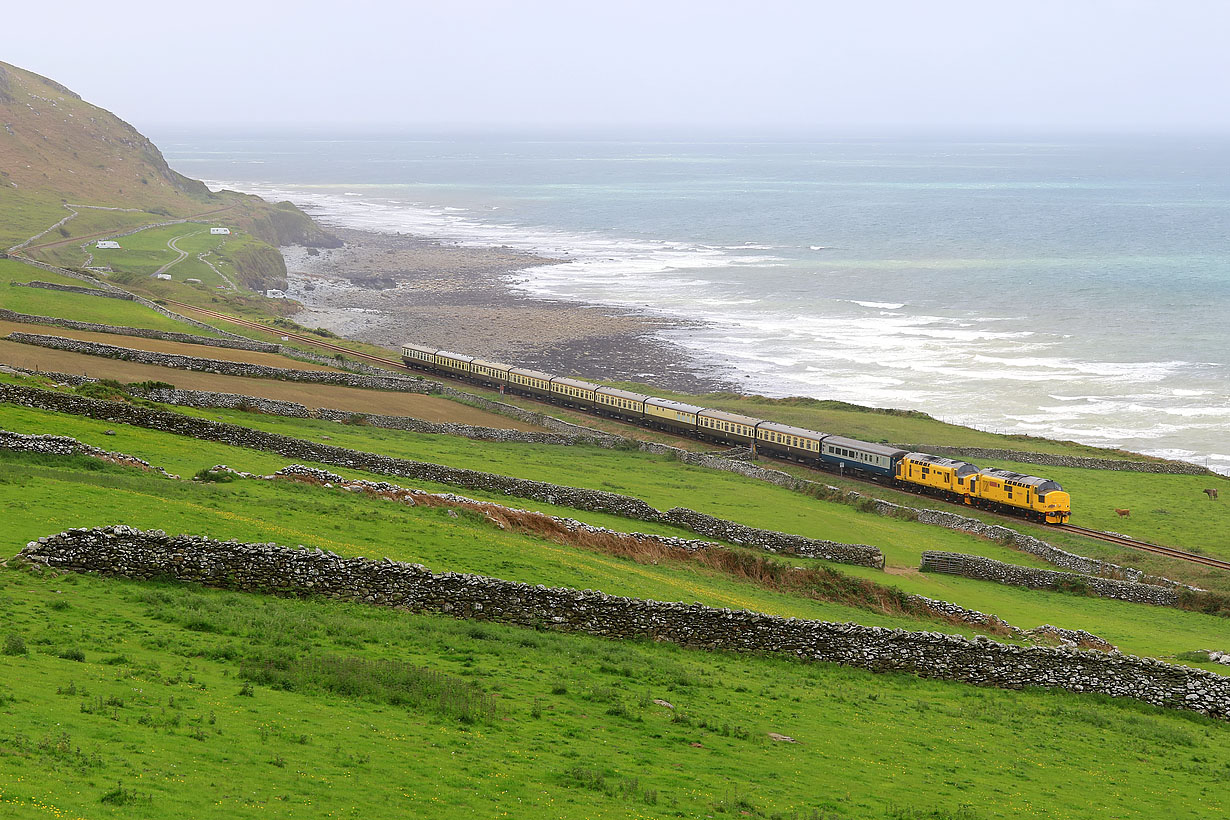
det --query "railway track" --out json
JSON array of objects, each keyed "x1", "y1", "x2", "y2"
[
  {"x1": 160, "y1": 300, "x2": 1228, "y2": 574},
  {"x1": 1053, "y1": 525, "x2": 1230, "y2": 572}
]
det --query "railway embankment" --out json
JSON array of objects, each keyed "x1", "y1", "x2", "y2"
[{"x1": 15, "y1": 526, "x2": 1230, "y2": 720}]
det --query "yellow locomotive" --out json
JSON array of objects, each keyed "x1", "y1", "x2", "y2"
[{"x1": 968, "y1": 468, "x2": 1071, "y2": 524}]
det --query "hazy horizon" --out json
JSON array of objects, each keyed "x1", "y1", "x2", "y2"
[{"x1": 6, "y1": 0, "x2": 1230, "y2": 134}]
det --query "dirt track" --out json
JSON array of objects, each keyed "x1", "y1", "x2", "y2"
[{"x1": 0, "y1": 335, "x2": 544, "y2": 430}]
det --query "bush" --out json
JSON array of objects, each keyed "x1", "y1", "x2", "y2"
[
  {"x1": 3, "y1": 633, "x2": 27, "y2": 656},
  {"x1": 128, "y1": 380, "x2": 175, "y2": 392},
  {"x1": 193, "y1": 468, "x2": 235, "y2": 483},
  {"x1": 58, "y1": 647, "x2": 85, "y2": 662}
]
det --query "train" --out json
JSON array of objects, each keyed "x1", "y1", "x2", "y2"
[{"x1": 401, "y1": 343, "x2": 1072, "y2": 524}]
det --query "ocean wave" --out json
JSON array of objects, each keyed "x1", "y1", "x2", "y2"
[
  {"x1": 845, "y1": 299, "x2": 906, "y2": 310},
  {"x1": 211, "y1": 178, "x2": 1228, "y2": 472}
]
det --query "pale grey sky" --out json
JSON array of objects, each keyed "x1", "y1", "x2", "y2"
[{"x1": 7, "y1": 0, "x2": 1229, "y2": 132}]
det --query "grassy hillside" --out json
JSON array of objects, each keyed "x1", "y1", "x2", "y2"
[
  {"x1": 3, "y1": 563, "x2": 1226, "y2": 820},
  {"x1": 0, "y1": 60, "x2": 337, "y2": 291},
  {"x1": 2, "y1": 393, "x2": 1227, "y2": 665}
]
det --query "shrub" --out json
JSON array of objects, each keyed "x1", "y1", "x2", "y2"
[
  {"x1": 3, "y1": 633, "x2": 27, "y2": 656},
  {"x1": 193, "y1": 468, "x2": 235, "y2": 483},
  {"x1": 58, "y1": 647, "x2": 85, "y2": 662},
  {"x1": 128, "y1": 380, "x2": 175, "y2": 392}
]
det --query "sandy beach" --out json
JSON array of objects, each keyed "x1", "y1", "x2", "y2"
[{"x1": 281, "y1": 228, "x2": 730, "y2": 392}]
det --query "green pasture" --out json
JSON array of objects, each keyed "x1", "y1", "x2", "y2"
[
  {"x1": 0, "y1": 191, "x2": 74, "y2": 247},
  {"x1": 0, "y1": 257, "x2": 99, "y2": 289},
  {"x1": 0, "y1": 455, "x2": 927, "y2": 631},
  {"x1": 19, "y1": 397, "x2": 1056, "y2": 570},
  {"x1": 2, "y1": 401, "x2": 1227, "y2": 663},
  {"x1": 0, "y1": 267, "x2": 221, "y2": 336},
  {"x1": 984, "y1": 459, "x2": 1229, "y2": 562},
  {"x1": 1, "y1": 555, "x2": 1227, "y2": 819},
  {"x1": 89, "y1": 224, "x2": 233, "y2": 288},
  {"x1": 27, "y1": 208, "x2": 179, "y2": 270}
]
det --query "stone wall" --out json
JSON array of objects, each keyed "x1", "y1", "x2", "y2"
[
  {"x1": 5, "y1": 257, "x2": 129, "y2": 292},
  {"x1": 899, "y1": 445, "x2": 1216, "y2": 477},
  {"x1": 0, "y1": 429, "x2": 174, "y2": 477},
  {"x1": 0, "y1": 384, "x2": 884, "y2": 567},
  {"x1": 14, "y1": 280, "x2": 133, "y2": 300},
  {"x1": 662, "y1": 506, "x2": 883, "y2": 566},
  {"x1": 6, "y1": 333, "x2": 438, "y2": 394},
  {"x1": 5, "y1": 255, "x2": 250, "y2": 339},
  {"x1": 920, "y1": 551, "x2": 1182, "y2": 607},
  {"x1": 132, "y1": 384, "x2": 601, "y2": 444},
  {"x1": 138, "y1": 387, "x2": 313, "y2": 418},
  {"x1": 17, "y1": 526, "x2": 1229, "y2": 720},
  {"x1": 0, "y1": 308, "x2": 280, "y2": 352}
]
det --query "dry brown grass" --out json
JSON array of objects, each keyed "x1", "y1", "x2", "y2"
[{"x1": 0, "y1": 337, "x2": 544, "y2": 429}]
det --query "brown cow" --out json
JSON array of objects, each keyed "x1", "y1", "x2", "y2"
[
  {"x1": 1114, "y1": 508, "x2": 1131, "y2": 518},
  {"x1": 1203, "y1": 488, "x2": 1219, "y2": 501}
]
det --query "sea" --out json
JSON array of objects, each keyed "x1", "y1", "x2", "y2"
[{"x1": 156, "y1": 132, "x2": 1230, "y2": 474}]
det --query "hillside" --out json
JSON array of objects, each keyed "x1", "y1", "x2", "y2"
[
  {"x1": 0, "y1": 60, "x2": 338, "y2": 286},
  {"x1": 0, "y1": 271, "x2": 1227, "y2": 817}
]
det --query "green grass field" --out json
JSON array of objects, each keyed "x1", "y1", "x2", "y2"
[
  {"x1": 1, "y1": 543, "x2": 1228, "y2": 820},
  {"x1": 2, "y1": 271, "x2": 1230, "y2": 818},
  {"x1": 2, "y1": 399, "x2": 1227, "y2": 666},
  {"x1": 0, "y1": 259, "x2": 231, "y2": 336},
  {"x1": 0, "y1": 192, "x2": 78, "y2": 248},
  {"x1": 89, "y1": 224, "x2": 233, "y2": 287}
]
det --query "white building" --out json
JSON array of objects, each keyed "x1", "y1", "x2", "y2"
[
  {"x1": 210, "y1": 227, "x2": 231, "y2": 235},
  {"x1": 154, "y1": 274, "x2": 172, "y2": 281},
  {"x1": 96, "y1": 240, "x2": 120, "y2": 249}
]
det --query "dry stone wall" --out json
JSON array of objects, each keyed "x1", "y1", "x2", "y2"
[
  {"x1": 14, "y1": 281, "x2": 132, "y2": 300},
  {"x1": 0, "y1": 309, "x2": 279, "y2": 351},
  {"x1": 0, "y1": 429, "x2": 174, "y2": 476},
  {"x1": 920, "y1": 551, "x2": 1182, "y2": 607},
  {"x1": 6, "y1": 333, "x2": 438, "y2": 393},
  {"x1": 0, "y1": 384, "x2": 884, "y2": 567},
  {"x1": 6, "y1": 256, "x2": 250, "y2": 339},
  {"x1": 662, "y1": 506, "x2": 883, "y2": 566},
  {"x1": 17, "y1": 526, "x2": 1230, "y2": 720}
]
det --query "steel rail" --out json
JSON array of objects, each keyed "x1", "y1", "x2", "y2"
[{"x1": 1053, "y1": 524, "x2": 1230, "y2": 572}]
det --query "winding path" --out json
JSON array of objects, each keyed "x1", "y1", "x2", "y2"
[{"x1": 155, "y1": 231, "x2": 198, "y2": 275}]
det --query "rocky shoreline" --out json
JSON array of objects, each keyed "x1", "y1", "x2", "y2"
[{"x1": 280, "y1": 227, "x2": 730, "y2": 392}]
